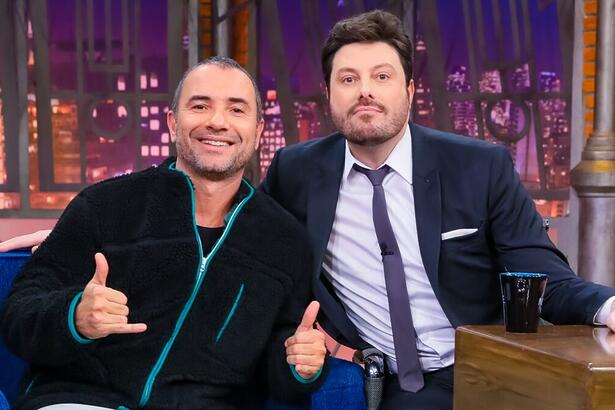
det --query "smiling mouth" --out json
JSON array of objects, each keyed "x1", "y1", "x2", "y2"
[
  {"x1": 196, "y1": 138, "x2": 233, "y2": 147},
  {"x1": 202, "y1": 140, "x2": 230, "y2": 146}
]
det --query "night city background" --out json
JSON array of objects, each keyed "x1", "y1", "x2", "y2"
[{"x1": 0, "y1": 0, "x2": 572, "y2": 219}]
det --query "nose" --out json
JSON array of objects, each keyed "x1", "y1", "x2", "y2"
[
  {"x1": 359, "y1": 80, "x2": 373, "y2": 100},
  {"x1": 206, "y1": 108, "x2": 228, "y2": 131}
]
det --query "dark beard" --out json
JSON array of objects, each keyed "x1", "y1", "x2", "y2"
[
  {"x1": 331, "y1": 97, "x2": 409, "y2": 146},
  {"x1": 338, "y1": 117, "x2": 399, "y2": 146}
]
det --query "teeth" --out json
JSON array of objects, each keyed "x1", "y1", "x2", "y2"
[{"x1": 202, "y1": 140, "x2": 229, "y2": 146}]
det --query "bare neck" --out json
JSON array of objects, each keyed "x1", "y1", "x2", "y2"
[{"x1": 176, "y1": 161, "x2": 243, "y2": 228}]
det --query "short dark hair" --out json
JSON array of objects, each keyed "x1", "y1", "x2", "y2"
[
  {"x1": 321, "y1": 10, "x2": 414, "y2": 88},
  {"x1": 170, "y1": 56, "x2": 263, "y2": 121}
]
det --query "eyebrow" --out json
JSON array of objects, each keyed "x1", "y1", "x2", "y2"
[
  {"x1": 186, "y1": 95, "x2": 250, "y2": 107},
  {"x1": 336, "y1": 63, "x2": 396, "y2": 74},
  {"x1": 228, "y1": 97, "x2": 250, "y2": 106}
]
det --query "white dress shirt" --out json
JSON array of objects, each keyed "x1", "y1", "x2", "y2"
[{"x1": 321, "y1": 125, "x2": 455, "y2": 373}]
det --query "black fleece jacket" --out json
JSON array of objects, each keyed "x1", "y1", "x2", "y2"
[{"x1": 1, "y1": 158, "x2": 327, "y2": 410}]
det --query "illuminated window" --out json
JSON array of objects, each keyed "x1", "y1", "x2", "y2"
[{"x1": 0, "y1": 0, "x2": 189, "y2": 214}]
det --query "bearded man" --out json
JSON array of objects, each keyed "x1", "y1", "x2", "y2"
[
  {"x1": 1, "y1": 56, "x2": 327, "y2": 410},
  {"x1": 261, "y1": 9, "x2": 615, "y2": 410}
]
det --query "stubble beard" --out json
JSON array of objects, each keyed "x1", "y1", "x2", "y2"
[
  {"x1": 175, "y1": 128, "x2": 252, "y2": 182},
  {"x1": 332, "y1": 98, "x2": 410, "y2": 147}
]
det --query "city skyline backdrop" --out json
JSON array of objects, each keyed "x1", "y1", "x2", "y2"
[{"x1": 0, "y1": 0, "x2": 572, "y2": 218}]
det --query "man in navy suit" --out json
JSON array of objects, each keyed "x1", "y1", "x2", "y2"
[{"x1": 261, "y1": 9, "x2": 615, "y2": 409}]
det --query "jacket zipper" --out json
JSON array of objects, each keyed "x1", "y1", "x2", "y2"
[{"x1": 137, "y1": 164, "x2": 254, "y2": 407}]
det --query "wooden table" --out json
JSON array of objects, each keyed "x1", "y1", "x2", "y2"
[{"x1": 454, "y1": 325, "x2": 615, "y2": 410}]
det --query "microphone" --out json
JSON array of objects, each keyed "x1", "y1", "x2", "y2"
[{"x1": 358, "y1": 348, "x2": 385, "y2": 410}]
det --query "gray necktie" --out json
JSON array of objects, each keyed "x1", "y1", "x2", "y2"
[{"x1": 353, "y1": 164, "x2": 424, "y2": 392}]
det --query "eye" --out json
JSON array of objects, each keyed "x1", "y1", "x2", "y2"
[
  {"x1": 231, "y1": 107, "x2": 245, "y2": 114},
  {"x1": 376, "y1": 73, "x2": 390, "y2": 81},
  {"x1": 341, "y1": 76, "x2": 355, "y2": 84},
  {"x1": 192, "y1": 104, "x2": 207, "y2": 111}
]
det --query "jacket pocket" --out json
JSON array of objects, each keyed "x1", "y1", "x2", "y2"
[
  {"x1": 214, "y1": 283, "x2": 245, "y2": 344},
  {"x1": 441, "y1": 224, "x2": 487, "y2": 253},
  {"x1": 441, "y1": 228, "x2": 478, "y2": 241}
]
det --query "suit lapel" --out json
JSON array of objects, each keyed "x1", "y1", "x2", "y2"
[
  {"x1": 411, "y1": 123, "x2": 442, "y2": 291},
  {"x1": 306, "y1": 135, "x2": 345, "y2": 278},
  {"x1": 306, "y1": 135, "x2": 366, "y2": 346}
]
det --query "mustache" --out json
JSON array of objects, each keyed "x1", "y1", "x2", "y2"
[
  {"x1": 348, "y1": 100, "x2": 386, "y2": 115},
  {"x1": 190, "y1": 128, "x2": 235, "y2": 140}
]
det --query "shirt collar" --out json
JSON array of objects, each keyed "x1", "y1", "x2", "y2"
[{"x1": 342, "y1": 124, "x2": 413, "y2": 184}]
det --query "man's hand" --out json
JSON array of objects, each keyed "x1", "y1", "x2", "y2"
[
  {"x1": 285, "y1": 301, "x2": 326, "y2": 379},
  {"x1": 607, "y1": 301, "x2": 615, "y2": 332},
  {"x1": 75, "y1": 253, "x2": 147, "y2": 339},
  {"x1": 0, "y1": 229, "x2": 52, "y2": 253},
  {"x1": 593, "y1": 327, "x2": 615, "y2": 355}
]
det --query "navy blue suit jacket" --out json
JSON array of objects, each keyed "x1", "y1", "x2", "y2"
[{"x1": 261, "y1": 123, "x2": 615, "y2": 348}]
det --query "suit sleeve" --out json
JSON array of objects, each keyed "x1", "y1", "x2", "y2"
[
  {"x1": 259, "y1": 147, "x2": 282, "y2": 197},
  {"x1": 262, "y1": 232, "x2": 329, "y2": 403},
  {"x1": 0, "y1": 192, "x2": 101, "y2": 365},
  {"x1": 487, "y1": 146, "x2": 615, "y2": 324}
]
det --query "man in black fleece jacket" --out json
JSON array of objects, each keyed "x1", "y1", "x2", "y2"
[{"x1": 1, "y1": 57, "x2": 328, "y2": 410}]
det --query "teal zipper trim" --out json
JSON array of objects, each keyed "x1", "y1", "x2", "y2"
[
  {"x1": 138, "y1": 163, "x2": 254, "y2": 408},
  {"x1": 24, "y1": 376, "x2": 37, "y2": 394},
  {"x1": 215, "y1": 283, "x2": 245, "y2": 343},
  {"x1": 290, "y1": 364, "x2": 323, "y2": 384},
  {"x1": 68, "y1": 291, "x2": 94, "y2": 344}
]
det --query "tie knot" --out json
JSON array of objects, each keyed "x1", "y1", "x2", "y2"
[{"x1": 353, "y1": 164, "x2": 390, "y2": 186}]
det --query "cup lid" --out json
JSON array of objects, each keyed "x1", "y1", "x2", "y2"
[{"x1": 500, "y1": 272, "x2": 547, "y2": 277}]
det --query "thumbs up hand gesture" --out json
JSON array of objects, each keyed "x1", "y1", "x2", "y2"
[
  {"x1": 75, "y1": 253, "x2": 147, "y2": 339},
  {"x1": 285, "y1": 301, "x2": 326, "y2": 379}
]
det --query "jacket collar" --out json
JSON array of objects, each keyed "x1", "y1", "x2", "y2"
[
  {"x1": 306, "y1": 135, "x2": 345, "y2": 277},
  {"x1": 409, "y1": 123, "x2": 442, "y2": 292},
  {"x1": 163, "y1": 157, "x2": 254, "y2": 225}
]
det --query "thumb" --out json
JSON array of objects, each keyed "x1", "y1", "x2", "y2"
[
  {"x1": 91, "y1": 252, "x2": 109, "y2": 286},
  {"x1": 296, "y1": 301, "x2": 320, "y2": 334}
]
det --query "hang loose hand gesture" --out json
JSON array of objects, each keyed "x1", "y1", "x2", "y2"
[
  {"x1": 75, "y1": 253, "x2": 147, "y2": 339},
  {"x1": 285, "y1": 301, "x2": 326, "y2": 379}
]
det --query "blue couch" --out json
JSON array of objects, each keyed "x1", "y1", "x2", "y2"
[
  {"x1": 0, "y1": 252, "x2": 29, "y2": 407},
  {"x1": 0, "y1": 251, "x2": 365, "y2": 409}
]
